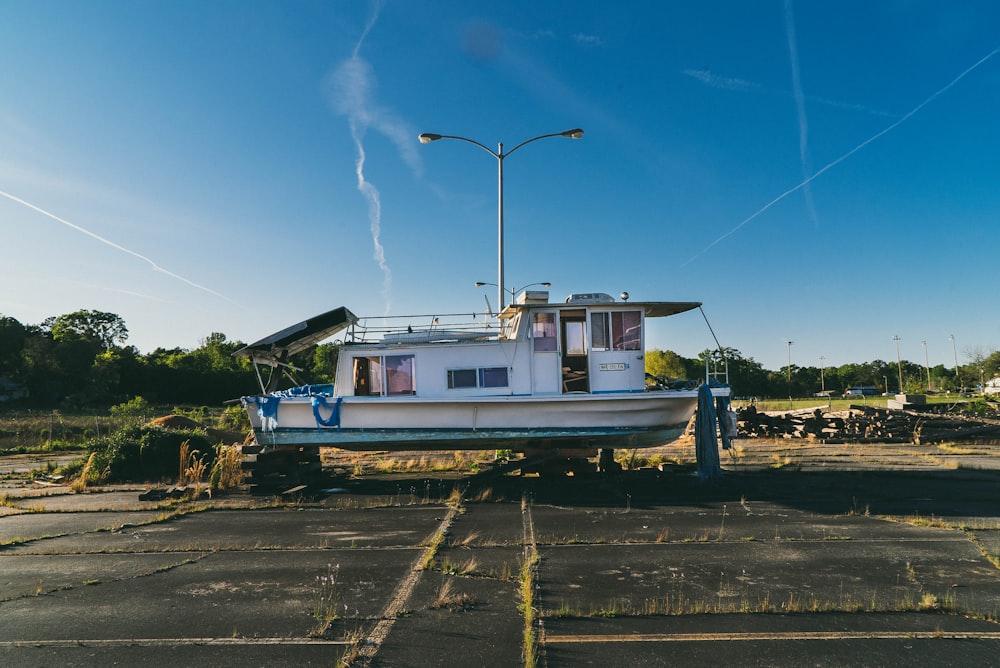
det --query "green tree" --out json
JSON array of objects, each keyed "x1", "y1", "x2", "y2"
[
  {"x1": 645, "y1": 349, "x2": 688, "y2": 379},
  {"x1": 0, "y1": 315, "x2": 27, "y2": 378},
  {"x1": 307, "y1": 343, "x2": 341, "y2": 384},
  {"x1": 44, "y1": 310, "x2": 128, "y2": 349}
]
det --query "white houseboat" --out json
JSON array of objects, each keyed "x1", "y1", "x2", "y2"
[{"x1": 237, "y1": 290, "x2": 730, "y2": 458}]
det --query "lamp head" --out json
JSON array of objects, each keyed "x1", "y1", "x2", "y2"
[
  {"x1": 561, "y1": 128, "x2": 584, "y2": 139},
  {"x1": 419, "y1": 133, "x2": 442, "y2": 144}
]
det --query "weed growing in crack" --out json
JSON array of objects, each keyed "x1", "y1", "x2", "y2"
[
  {"x1": 310, "y1": 563, "x2": 341, "y2": 635},
  {"x1": 518, "y1": 547, "x2": 540, "y2": 668},
  {"x1": 432, "y1": 577, "x2": 475, "y2": 611}
]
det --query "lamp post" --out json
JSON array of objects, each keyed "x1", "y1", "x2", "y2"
[
  {"x1": 786, "y1": 340, "x2": 794, "y2": 407},
  {"x1": 922, "y1": 340, "x2": 931, "y2": 391},
  {"x1": 475, "y1": 281, "x2": 550, "y2": 310},
  {"x1": 419, "y1": 128, "x2": 584, "y2": 312},
  {"x1": 819, "y1": 355, "x2": 826, "y2": 394},
  {"x1": 949, "y1": 334, "x2": 960, "y2": 387},
  {"x1": 892, "y1": 335, "x2": 903, "y2": 394}
]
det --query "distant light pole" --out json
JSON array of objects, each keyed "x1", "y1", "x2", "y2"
[
  {"x1": 474, "y1": 281, "x2": 550, "y2": 309},
  {"x1": 819, "y1": 355, "x2": 826, "y2": 394},
  {"x1": 786, "y1": 341, "x2": 794, "y2": 405},
  {"x1": 419, "y1": 128, "x2": 584, "y2": 311},
  {"x1": 950, "y1": 334, "x2": 960, "y2": 387},
  {"x1": 892, "y1": 335, "x2": 903, "y2": 394},
  {"x1": 921, "y1": 340, "x2": 931, "y2": 391}
]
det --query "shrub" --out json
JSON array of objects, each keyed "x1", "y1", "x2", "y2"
[
  {"x1": 217, "y1": 404, "x2": 250, "y2": 433},
  {"x1": 109, "y1": 396, "x2": 154, "y2": 424},
  {"x1": 85, "y1": 425, "x2": 215, "y2": 483},
  {"x1": 209, "y1": 444, "x2": 244, "y2": 490}
]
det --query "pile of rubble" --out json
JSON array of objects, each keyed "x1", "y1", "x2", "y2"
[{"x1": 737, "y1": 404, "x2": 1000, "y2": 444}]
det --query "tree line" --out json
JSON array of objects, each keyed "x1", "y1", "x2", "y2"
[
  {"x1": 647, "y1": 346, "x2": 1000, "y2": 398},
  {"x1": 0, "y1": 310, "x2": 335, "y2": 408},
  {"x1": 1, "y1": 309, "x2": 997, "y2": 409}
]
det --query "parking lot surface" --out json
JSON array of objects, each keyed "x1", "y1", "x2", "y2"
[{"x1": 3, "y1": 442, "x2": 1000, "y2": 666}]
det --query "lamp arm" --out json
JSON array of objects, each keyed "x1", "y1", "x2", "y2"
[
  {"x1": 504, "y1": 131, "x2": 568, "y2": 158},
  {"x1": 430, "y1": 135, "x2": 499, "y2": 159}
]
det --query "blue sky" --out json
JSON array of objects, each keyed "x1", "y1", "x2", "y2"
[{"x1": 1, "y1": 1, "x2": 997, "y2": 373}]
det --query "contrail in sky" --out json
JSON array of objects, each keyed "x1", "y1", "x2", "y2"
[
  {"x1": 0, "y1": 188, "x2": 237, "y2": 304},
  {"x1": 327, "y1": 0, "x2": 422, "y2": 315},
  {"x1": 682, "y1": 71, "x2": 895, "y2": 119},
  {"x1": 680, "y1": 45, "x2": 1000, "y2": 267},
  {"x1": 784, "y1": 0, "x2": 820, "y2": 229}
]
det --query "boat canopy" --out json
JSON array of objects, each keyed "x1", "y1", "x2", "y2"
[
  {"x1": 234, "y1": 306, "x2": 358, "y2": 365},
  {"x1": 499, "y1": 300, "x2": 702, "y2": 319}
]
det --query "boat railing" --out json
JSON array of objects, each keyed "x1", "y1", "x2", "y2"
[
  {"x1": 698, "y1": 306, "x2": 730, "y2": 387},
  {"x1": 346, "y1": 312, "x2": 511, "y2": 344}
]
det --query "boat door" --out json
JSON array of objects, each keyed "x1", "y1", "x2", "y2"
[
  {"x1": 530, "y1": 311, "x2": 561, "y2": 394},
  {"x1": 560, "y1": 310, "x2": 589, "y2": 393}
]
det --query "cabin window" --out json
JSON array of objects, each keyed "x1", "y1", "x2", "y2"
[
  {"x1": 447, "y1": 369, "x2": 478, "y2": 389},
  {"x1": 612, "y1": 311, "x2": 642, "y2": 350},
  {"x1": 447, "y1": 367, "x2": 509, "y2": 389},
  {"x1": 590, "y1": 313, "x2": 609, "y2": 351},
  {"x1": 384, "y1": 355, "x2": 415, "y2": 395},
  {"x1": 355, "y1": 354, "x2": 415, "y2": 396},
  {"x1": 479, "y1": 367, "x2": 508, "y2": 388},
  {"x1": 353, "y1": 357, "x2": 381, "y2": 396},
  {"x1": 532, "y1": 312, "x2": 557, "y2": 351},
  {"x1": 591, "y1": 310, "x2": 642, "y2": 351},
  {"x1": 564, "y1": 320, "x2": 587, "y2": 356}
]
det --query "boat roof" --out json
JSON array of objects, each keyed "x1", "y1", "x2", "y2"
[
  {"x1": 234, "y1": 306, "x2": 358, "y2": 362},
  {"x1": 234, "y1": 299, "x2": 701, "y2": 362},
  {"x1": 499, "y1": 300, "x2": 702, "y2": 319}
]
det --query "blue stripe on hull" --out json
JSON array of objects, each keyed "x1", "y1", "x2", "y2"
[{"x1": 251, "y1": 425, "x2": 688, "y2": 451}]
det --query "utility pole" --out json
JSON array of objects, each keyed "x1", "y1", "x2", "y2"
[
  {"x1": 786, "y1": 341, "x2": 794, "y2": 408},
  {"x1": 922, "y1": 341, "x2": 931, "y2": 391},
  {"x1": 950, "y1": 334, "x2": 960, "y2": 387},
  {"x1": 892, "y1": 335, "x2": 903, "y2": 394}
]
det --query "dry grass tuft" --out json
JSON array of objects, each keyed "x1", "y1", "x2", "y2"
[
  {"x1": 70, "y1": 452, "x2": 96, "y2": 493},
  {"x1": 432, "y1": 578, "x2": 475, "y2": 611}
]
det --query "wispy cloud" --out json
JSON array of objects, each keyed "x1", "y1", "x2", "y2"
[
  {"x1": 325, "y1": 0, "x2": 424, "y2": 314},
  {"x1": 572, "y1": 33, "x2": 603, "y2": 47},
  {"x1": 680, "y1": 45, "x2": 1000, "y2": 267},
  {"x1": 682, "y1": 68, "x2": 756, "y2": 92},
  {"x1": 682, "y1": 68, "x2": 894, "y2": 118},
  {"x1": 784, "y1": 0, "x2": 820, "y2": 228},
  {"x1": 0, "y1": 188, "x2": 239, "y2": 305}
]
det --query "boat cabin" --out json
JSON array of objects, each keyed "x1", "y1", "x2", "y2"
[{"x1": 326, "y1": 292, "x2": 701, "y2": 400}]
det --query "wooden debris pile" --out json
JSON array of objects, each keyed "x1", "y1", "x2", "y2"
[{"x1": 736, "y1": 404, "x2": 1000, "y2": 444}]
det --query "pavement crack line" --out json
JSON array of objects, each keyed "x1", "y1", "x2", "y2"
[
  {"x1": 352, "y1": 492, "x2": 465, "y2": 665},
  {"x1": 544, "y1": 631, "x2": 1000, "y2": 643},
  {"x1": 0, "y1": 637, "x2": 351, "y2": 648}
]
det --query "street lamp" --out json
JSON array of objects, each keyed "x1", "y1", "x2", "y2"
[
  {"x1": 419, "y1": 128, "x2": 584, "y2": 311},
  {"x1": 475, "y1": 281, "x2": 550, "y2": 310},
  {"x1": 892, "y1": 335, "x2": 903, "y2": 394},
  {"x1": 785, "y1": 340, "x2": 794, "y2": 405},
  {"x1": 819, "y1": 355, "x2": 826, "y2": 394},
  {"x1": 921, "y1": 340, "x2": 931, "y2": 391},
  {"x1": 949, "y1": 334, "x2": 960, "y2": 386}
]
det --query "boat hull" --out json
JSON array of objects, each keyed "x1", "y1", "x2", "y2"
[{"x1": 244, "y1": 391, "x2": 708, "y2": 452}]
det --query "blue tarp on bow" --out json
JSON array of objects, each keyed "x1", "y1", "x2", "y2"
[{"x1": 312, "y1": 396, "x2": 343, "y2": 428}]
